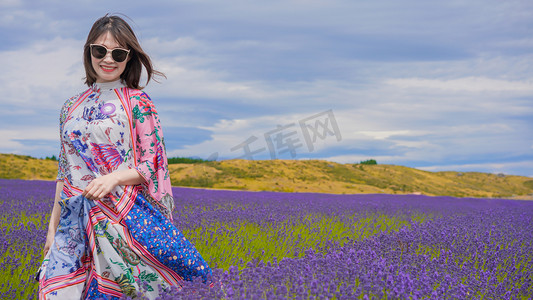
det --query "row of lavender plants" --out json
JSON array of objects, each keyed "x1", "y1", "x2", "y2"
[{"x1": 1, "y1": 178, "x2": 532, "y2": 299}]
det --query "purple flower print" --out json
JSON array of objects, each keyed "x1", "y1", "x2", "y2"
[
  {"x1": 72, "y1": 139, "x2": 88, "y2": 153},
  {"x1": 100, "y1": 103, "x2": 116, "y2": 115}
]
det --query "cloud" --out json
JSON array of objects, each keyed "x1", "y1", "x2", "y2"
[
  {"x1": 358, "y1": 130, "x2": 424, "y2": 140},
  {"x1": 165, "y1": 108, "x2": 346, "y2": 160},
  {"x1": 418, "y1": 161, "x2": 533, "y2": 177},
  {"x1": 0, "y1": 127, "x2": 57, "y2": 155},
  {"x1": 0, "y1": 0, "x2": 21, "y2": 8},
  {"x1": 0, "y1": 37, "x2": 84, "y2": 110},
  {"x1": 152, "y1": 61, "x2": 267, "y2": 101},
  {"x1": 0, "y1": 0, "x2": 532, "y2": 177},
  {"x1": 386, "y1": 77, "x2": 533, "y2": 93},
  {"x1": 323, "y1": 153, "x2": 533, "y2": 177}
]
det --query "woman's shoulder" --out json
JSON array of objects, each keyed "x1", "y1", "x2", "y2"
[
  {"x1": 125, "y1": 87, "x2": 150, "y2": 98},
  {"x1": 58, "y1": 87, "x2": 93, "y2": 123},
  {"x1": 125, "y1": 88, "x2": 159, "y2": 118},
  {"x1": 61, "y1": 87, "x2": 92, "y2": 111},
  {"x1": 125, "y1": 88, "x2": 154, "y2": 105}
]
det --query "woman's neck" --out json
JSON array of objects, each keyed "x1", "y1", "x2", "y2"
[{"x1": 95, "y1": 79, "x2": 125, "y2": 91}]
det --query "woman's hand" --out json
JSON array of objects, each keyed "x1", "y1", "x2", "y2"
[
  {"x1": 82, "y1": 173, "x2": 119, "y2": 200},
  {"x1": 44, "y1": 181, "x2": 63, "y2": 257},
  {"x1": 82, "y1": 169, "x2": 146, "y2": 200},
  {"x1": 43, "y1": 230, "x2": 55, "y2": 257}
]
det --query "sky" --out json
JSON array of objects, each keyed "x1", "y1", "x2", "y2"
[{"x1": 0, "y1": 0, "x2": 532, "y2": 177}]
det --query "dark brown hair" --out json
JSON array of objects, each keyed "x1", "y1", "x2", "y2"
[{"x1": 83, "y1": 14, "x2": 165, "y2": 89}]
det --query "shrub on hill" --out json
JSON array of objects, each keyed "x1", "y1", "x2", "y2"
[
  {"x1": 360, "y1": 159, "x2": 377, "y2": 165},
  {"x1": 167, "y1": 157, "x2": 210, "y2": 164}
]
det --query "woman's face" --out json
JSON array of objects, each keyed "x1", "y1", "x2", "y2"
[{"x1": 91, "y1": 32, "x2": 129, "y2": 83}]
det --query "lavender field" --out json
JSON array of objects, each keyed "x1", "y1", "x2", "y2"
[{"x1": 1, "y1": 178, "x2": 532, "y2": 299}]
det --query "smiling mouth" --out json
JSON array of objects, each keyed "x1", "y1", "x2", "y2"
[{"x1": 100, "y1": 65, "x2": 116, "y2": 72}]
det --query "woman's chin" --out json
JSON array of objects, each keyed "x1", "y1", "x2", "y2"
[{"x1": 96, "y1": 74, "x2": 121, "y2": 83}]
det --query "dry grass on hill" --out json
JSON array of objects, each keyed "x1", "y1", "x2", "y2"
[
  {"x1": 0, "y1": 154, "x2": 58, "y2": 180},
  {"x1": 168, "y1": 159, "x2": 533, "y2": 199},
  {"x1": 1, "y1": 154, "x2": 532, "y2": 199}
]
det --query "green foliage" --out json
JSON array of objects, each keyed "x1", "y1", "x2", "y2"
[
  {"x1": 211, "y1": 164, "x2": 265, "y2": 179},
  {"x1": 358, "y1": 176, "x2": 392, "y2": 190},
  {"x1": 185, "y1": 212, "x2": 425, "y2": 271},
  {"x1": 325, "y1": 164, "x2": 360, "y2": 183},
  {"x1": 167, "y1": 156, "x2": 210, "y2": 164},
  {"x1": 171, "y1": 175, "x2": 215, "y2": 188},
  {"x1": 523, "y1": 180, "x2": 533, "y2": 190},
  {"x1": 17, "y1": 154, "x2": 34, "y2": 161},
  {"x1": 360, "y1": 159, "x2": 377, "y2": 165},
  {"x1": 1, "y1": 197, "x2": 429, "y2": 297},
  {"x1": 0, "y1": 168, "x2": 26, "y2": 179},
  {"x1": 0, "y1": 211, "x2": 47, "y2": 298}
]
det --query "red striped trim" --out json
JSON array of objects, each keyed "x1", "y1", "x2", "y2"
[
  {"x1": 114, "y1": 185, "x2": 138, "y2": 217},
  {"x1": 85, "y1": 212, "x2": 98, "y2": 254},
  {"x1": 116, "y1": 88, "x2": 137, "y2": 164},
  {"x1": 86, "y1": 186, "x2": 137, "y2": 223},
  {"x1": 66, "y1": 88, "x2": 93, "y2": 120},
  {"x1": 84, "y1": 268, "x2": 123, "y2": 298},
  {"x1": 92, "y1": 198, "x2": 120, "y2": 223},
  {"x1": 62, "y1": 178, "x2": 83, "y2": 197},
  {"x1": 39, "y1": 266, "x2": 87, "y2": 295}
]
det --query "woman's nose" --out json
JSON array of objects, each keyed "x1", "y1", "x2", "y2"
[{"x1": 103, "y1": 52, "x2": 114, "y2": 63}]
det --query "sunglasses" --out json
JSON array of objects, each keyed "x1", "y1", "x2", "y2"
[{"x1": 89, "y1": 44, "x2": 130, "y2": 62}]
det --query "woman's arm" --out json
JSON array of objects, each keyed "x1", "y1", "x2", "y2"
[
  {"x1": 131, "y1": 91, "x2": 173, "y2": 202},
  {"x1": 43, "y1": 180, "x2": 64, "y2": 256},
  {"x1": 82, "y1": 168, "x2": 146, "y2": 200}
]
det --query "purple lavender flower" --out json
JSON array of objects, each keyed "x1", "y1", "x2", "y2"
[{"x1": 1, "y1": 179, "x2": 532, "y2": 299}]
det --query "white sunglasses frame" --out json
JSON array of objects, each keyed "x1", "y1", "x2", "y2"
[{"x1": 89, "y1": 44, "x2": 131, "y2": 62}]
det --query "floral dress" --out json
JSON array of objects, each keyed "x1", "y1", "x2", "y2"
[{"x1": 38, "y1": 80, "x2": 211, "y2": 299}]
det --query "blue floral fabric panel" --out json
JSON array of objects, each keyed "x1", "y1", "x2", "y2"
[{"x1": 124, "y1": 193, "x2": 212, "y2": 283}]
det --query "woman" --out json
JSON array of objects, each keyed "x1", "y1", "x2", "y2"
[{"x1": 38, "y1": 14, "x2": 212, "y2": 299}]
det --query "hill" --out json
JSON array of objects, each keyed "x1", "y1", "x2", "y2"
[
  {"x1": 1, "y1": 153, "x2": 532, "y2": 198},
  {"x1": 168, "y1": 159, "x2": 533, "y2": 198},
  {"x1": 0, "y1": 154, "x2": 58, "y2": 180}
]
